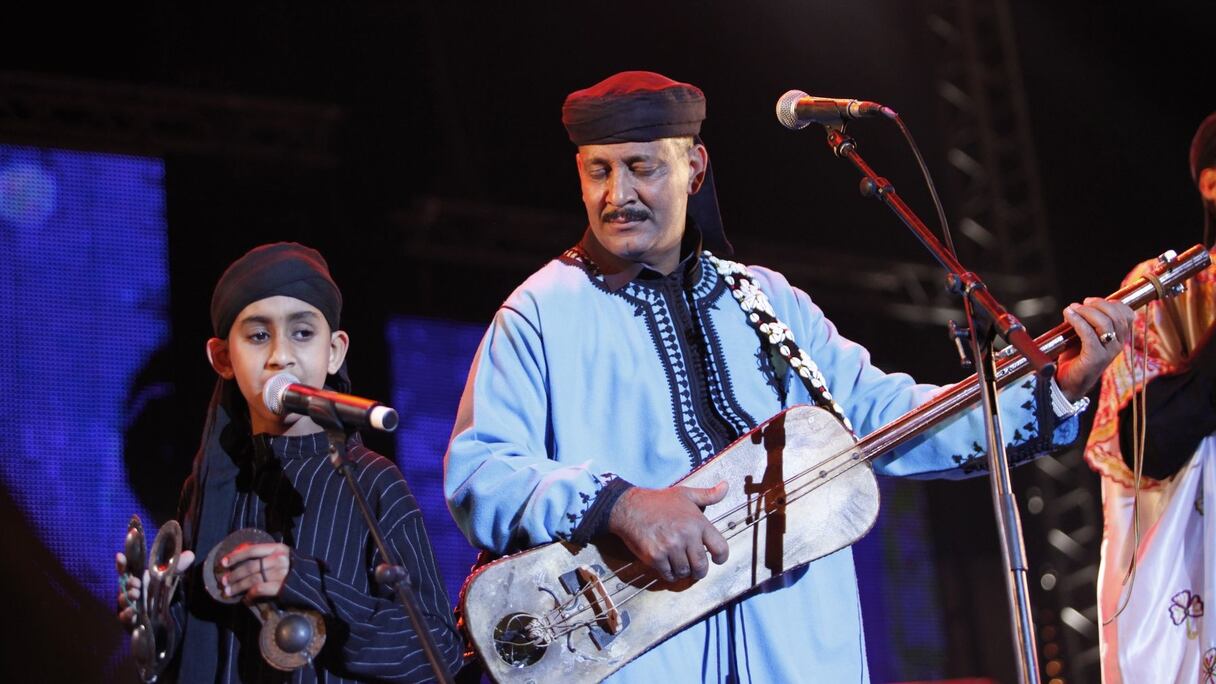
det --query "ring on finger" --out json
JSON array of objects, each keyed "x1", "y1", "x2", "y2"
[{"x1": 1099, "y1": 330, "x2": 1117, "y2": 344}]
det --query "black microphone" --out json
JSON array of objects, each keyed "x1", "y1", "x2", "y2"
[
  {"x1": 775, "y1": 89, "x2": 894, "y2": 130},
  {"x1": 262, "y1": 372, "x2": 399, "y2": 432}
]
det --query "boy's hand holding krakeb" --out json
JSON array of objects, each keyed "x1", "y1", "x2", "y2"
[{"x1": 202, "y1": 527, "x2": 327, "y2": 671}]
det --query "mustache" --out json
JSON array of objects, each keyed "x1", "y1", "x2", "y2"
[{"x1": 601, "y1": 207, "x2": 652, "y2": 223}]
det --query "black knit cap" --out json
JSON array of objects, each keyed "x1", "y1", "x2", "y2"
[
  {"x1": 562, "y1": 71, "x2": 733, "y2": 257},
  {"x1": 210, "y1": 242, "x2": 342, "y2": 338},
  {"x1": 562, "y1": 70, "x2": 706, "y2": 145}
]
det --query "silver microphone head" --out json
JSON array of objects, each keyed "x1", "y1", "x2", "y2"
[
  {"x1": 776, "y1": 89, "x2": 812, "y2": 130},
  {"x1": 262, "y1": 372, "x2": 301, "y2": 416}
]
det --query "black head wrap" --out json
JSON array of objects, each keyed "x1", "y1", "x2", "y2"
[
  {"x1": 210, "y1": 242, "x2": 342, "y2": 338},
  {"x1": 1190, "y1": 112, "x2": 1216, "y2": 248},
  {"x1": 176, "y1": 242, "x2": 349, "y2": 682},
  {"x1": 562, "y1": 71, "x2": 733, "y2": 257}
]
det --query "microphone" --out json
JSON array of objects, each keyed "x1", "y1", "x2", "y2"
[
  {"x1": 262, "y1": 372, "x2": 399, "y2": 432},
  {"x1": 775, "y1": 90, "x2": 893, "y2": 130}
]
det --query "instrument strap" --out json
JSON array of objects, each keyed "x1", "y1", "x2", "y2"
[{"x1": 707, "y1": 253, "x2": 854, "y2": 435}]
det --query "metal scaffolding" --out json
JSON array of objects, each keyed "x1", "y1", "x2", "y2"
[{"x1": 925, "y1": 1, "x2": 1101, "y2": 681}]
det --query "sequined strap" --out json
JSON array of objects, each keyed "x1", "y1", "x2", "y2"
[{"x1": 708, "y1": 253, "x2": 855, "y2": 435}]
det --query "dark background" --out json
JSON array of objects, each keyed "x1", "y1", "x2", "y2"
[{"x1": 2, "y1": 2, "x2": 1212, "y2": 681}]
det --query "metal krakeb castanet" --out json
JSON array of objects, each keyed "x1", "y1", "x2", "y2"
[
  {"x1": 123, "y1": 514, "x2": 183, "y2": 683},
  {"x1": 202, "y1": 527, "x2": 327, "y2": 671}
]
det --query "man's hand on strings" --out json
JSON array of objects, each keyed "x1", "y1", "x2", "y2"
[
  {"x1": 607, "y1": 482, "x2": 730, "y2": 583},
  {"x1": 1057, "y1": 297, "x2": 1136, "y2": 402}
]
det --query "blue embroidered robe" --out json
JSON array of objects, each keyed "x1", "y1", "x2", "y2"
[{"x1": 445, "y1": 246, "x2": 1079, "y2": 683}]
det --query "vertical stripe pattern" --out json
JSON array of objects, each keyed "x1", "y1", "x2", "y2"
[{"x1": 189, "y1": 431, "x2": 463, "y2": 683}]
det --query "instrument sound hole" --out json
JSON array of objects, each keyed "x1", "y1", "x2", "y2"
[{"x1": 494, "y1": 613, "x2": 546, "y2": 667}]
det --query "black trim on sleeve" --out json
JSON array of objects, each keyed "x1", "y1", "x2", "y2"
[
  {"x1": 570, "y1": 478, "x2": 635, "y2": 545},
  {"x1": 1006, "y1": 375, "x2": 1069, "y2": 465}
]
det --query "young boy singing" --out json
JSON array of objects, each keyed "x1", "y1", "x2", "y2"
[{"x1": 118, "y1": 242, "x2": 462, "y2": 682}]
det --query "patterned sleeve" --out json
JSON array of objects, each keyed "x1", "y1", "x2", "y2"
[
  {"x1": 1086, "y1": 252, "x2": 1215, "y2": 485},
  {"x1": 277, "y1": 452, "x2": 464, "y2": 681},
  {"x1": 444, "y1": 305, "x2": 625, "y2": 555},
  {"x1": 1117, "y1": 332, "x2": 1216, "y2": 478}
]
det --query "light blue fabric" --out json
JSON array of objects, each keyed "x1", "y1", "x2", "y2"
[{"x1": 445, "y1": 250, "x2": 1079, "y2": 683}]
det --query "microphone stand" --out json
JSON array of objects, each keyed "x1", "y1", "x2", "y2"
[
  {"x1": 822, "y1": 126, "x2": 1045, "y2": 684},
  {"x1": 306, "y1": 399, "x2": 454, "y2": 684}
]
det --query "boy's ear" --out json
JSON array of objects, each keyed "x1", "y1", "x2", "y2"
[
  {"x1": 206, "y1": 338, "x2": 235, "y2": 379},
  {"x1": 328, "y1": 330, "x2": 350, "y2": 376}
]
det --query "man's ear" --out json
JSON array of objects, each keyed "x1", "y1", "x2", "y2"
[
  {"x1": 1199, "y1": 167, "x2": 1216, "y2": 204},
  {"x1": 206, "y1": 338, "x2": 234, "y2": 379},
  {"x1": 689, "y1": 143, "x2": 709, "y2": 195},
  {"x1": 328, "y1": 330, "x2": 350, "y2": 375}
]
